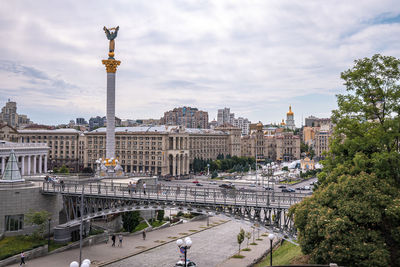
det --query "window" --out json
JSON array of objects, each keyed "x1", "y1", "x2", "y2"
[{"x1": 5, "y1": 214, "x2": 24, "y2": 231}]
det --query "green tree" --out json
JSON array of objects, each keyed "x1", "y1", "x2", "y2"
[
  {"x1": 122, "y1": 211, "x2": 141, "y2": 232},
  {"x1": 211, "y1": 170, "x2": 218, "y2": 179},
  {"x1": 58, "y1": 165, "x2": 70, "y2": 174},
  {"x1": 25, "y1": 210, "x2": 51, "y2": 239},
  {"x1": 157, "y1": 210, "x2": 164, "y2": 222},
  {"x1": 237, "y1": 228, "x2": 245, "y2": 255},
  {"x1": 291, "y1": 54, "x2": 400, "y2": 267}
]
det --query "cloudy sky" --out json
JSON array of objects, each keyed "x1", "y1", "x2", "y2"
[{"x1": 1, "y1": 1, "x2": 400, "y2": 126}]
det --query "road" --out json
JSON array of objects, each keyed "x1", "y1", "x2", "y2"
[{"x1": 108, "y1": 220, "x2": 258, "y2": 267}]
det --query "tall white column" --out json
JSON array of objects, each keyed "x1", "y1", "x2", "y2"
[
  {"x1": 21, "y1": 156, "x2": 25, "y2": 176},
  {"x1": 33, "y1": 155, "x2": 37, "y2": 174},
  {"x1": 106, "y1": 72, "x2": 115, "y2": 159},
  {"x1": 44, "y1": 155, "x2": 48, "y2": 173},
  {"x1": 177, "y1": 154, "x2": 181, "y2": 176},
  {"x1": 27, "y1": 155, "x2": 31, "y2": 176},
  {"x1": 173, "y1": 137, "x2": 176, "y2": 150},
  {"x1": 39, "y1": 155, "x2": 43, "y2": 174},
  {"x1": 1, "y1": 157, "x2": 4, "y2": 174},
  {"x1": 172, "y1": 155, "x2": 176, "y2": 177}
]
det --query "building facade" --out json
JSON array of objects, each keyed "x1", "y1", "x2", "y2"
[
  {"x1": 232, "y1": 117, "x2": 251, "y2": 136},
  {"x1": 17, "y1": 129, "x2": 82, "y2": 172},
  {"x1": 0, "y1": 140, "x2": 49, "y2": 175},
  {"x1": 0, "y1": 100, "x2": 31, "y2": 128},
  {"x1": 217, "y1": 107, "x2": 234, "y2": 126},
  {"x1": 161, "y1": 107, "x2": 209, "y2": 129}
]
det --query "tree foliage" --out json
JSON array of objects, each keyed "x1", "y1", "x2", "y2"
[
  {"x1": 122, "y1": 211, "x2": 141, "y2": 232},
  {"x1": 237, "y1": 228, "x2": 245, "y2": 255},
  {"x1": 291, "y1": 54, "x2": 400, "y2": 267},
  {"x1": 25, "y1": 210, "x2": 51, "y2": 239},
  {"x1": 192, "y1": 156, "x2": 255, "y2": 173}
]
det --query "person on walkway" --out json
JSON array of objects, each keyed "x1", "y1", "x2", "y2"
[
  {"x1": 132, "y1": 182, "x2": 136, "y2": 193},
  {"x1": 118, "y1": 234, "x2": 123, "y2": 247},
  {"x1": 142, "y1": 230, "x2": 146, "y2": 240},
  {"x1": 143, "y1": 182, "x2": 147, "y2": 195},
  {"x1": 60, "y1": 180, "x2": 65, "y2": 191},
  {"x1": 20, "y1": 252, "x2": 25, "y2": 265},
  {"x1": 128, "y1": 182, "x2": 132, "y2": 195},
  {"x1": 111, "y1": 234, "x2": 116, "y2": 247}
]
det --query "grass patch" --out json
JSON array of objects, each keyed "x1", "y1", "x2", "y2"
[
  {"x1": 232, "y1": 254, "x2": 245, "y2": 258},
  {"x1": 256, "y1": 238, "x2": 263, "y2": 241},
  {"x1": 189, "y1": 230, "x2": 197, "y2": 232},
  {"x1": 131, "y1": 222, "x2": 149, "y2": 233},
  {"x1": 150, "y1": 220, "x2": 165, "y2": 228},
  {"x1": 179, "y1": 232, "x2": 188, "y2": 235},
  {"x1": 199, "y1": 226, "x2": 208, "y2": 229},
  {"x1": 0, "y1": 236, "x2": 47, "y2": 260},
  {"x1": 261, "y1": 234, "x2": 268, "y2": 237},
  {"x1": 241, "y1": 248, "x2": 251, "y2": 251},
  {"x1": 48, "y1": 241, "x2": 67, "y2": 252},
  {"x1": 250, "y1": 242, "x2": 258, "y2": 245},
  {"x1": 168, "y1": 236, "x2": 178, "y2": 239},
  {"x1": 255, "y1": 240, "x2": 303, "y2": 267}
]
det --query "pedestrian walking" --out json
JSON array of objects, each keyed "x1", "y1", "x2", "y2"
[
  {"x1": 128, "y1": 182, "x2": 132, "y2": 195},
  {"x1": 142, "y1": 230, "x2": 146, "y2": 240},
  {"x1": 143, "y1": 182, "x2": 147, "y2": 195},
  {"x1": 118, "y1": 234, "x2": 123, "y2": 247},
  {"x1": 20, "y1": 252, "x2": 25, "y2": 265},
  {"x1": 132, "y1": 182, "x2": 136, "y2": 193},
  {"x1": 111, "y1": 234, "x2": 116, "y2": 247}
]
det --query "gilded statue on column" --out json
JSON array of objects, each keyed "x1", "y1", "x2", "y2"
[{"x1": 103, "y1": 26, "x2": 119, "y2": 59}]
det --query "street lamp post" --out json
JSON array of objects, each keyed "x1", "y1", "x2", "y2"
[
  {"x1": 176, "y1": 237, "x2": 193, "y2": 267},
  {"x1": 47, "y1": 218, "x2": 51, "y2": 252},
  {"x1": 268, "y1": 233, "x2": 275, "y2": 266}
]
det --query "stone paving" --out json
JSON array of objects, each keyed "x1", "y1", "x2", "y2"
[{"x1": 10, "y1": 217, "x2": 273, "y2": 267}]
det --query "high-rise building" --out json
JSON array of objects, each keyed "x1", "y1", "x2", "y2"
[
  {"x1": 161, "y1": 107, "x2": 209, "y2": 129},
  {"x1": 0, "y1": 100, "x2": 31, "y2": 128},
  {"x1": 232, "y1": 117, "x2": 251, "y2": 136},
  {"x1": 217, "y1": 108, "x2": 234, "y2": 126},
  {"x1": 89, "y1": 116, "x2": 105, "y2": 130},
  {"x1": 76, "y1": 118, "x2": 88, "y2": 125}
]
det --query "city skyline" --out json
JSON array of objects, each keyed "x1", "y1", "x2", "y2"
[{"x1": 1, "y1": 1, "x2": 400, "y2": 125}]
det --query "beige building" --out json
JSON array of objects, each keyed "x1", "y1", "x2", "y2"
[
  {"x1": 241, "y1": 123, "x2": 300, "y2": 162},
  {"x1": 275, "y1": 132, "x2": 300, "y2": 161},
  {"x1": 161, "y1": 107, "x2": 209, "y2": 129},
  {"x1": 314, "y1": 125, "x2": 332, "y2": 159},
  {"x1": 0, "y1": 124, "x2": 19, "y2": 142},
  {"x1": 0, "y1": 100, "x2": 31, "y2": 128},
  {"x1": 18, "y1": 129, "x2": 81, "y2": 172}
]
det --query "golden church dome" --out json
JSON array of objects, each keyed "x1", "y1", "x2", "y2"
[
  {"x1": 281, "y1": 119, "x2": 286, "y2": 125},
  {"x1": 256, "y1": 122, "x2": 263, "y2": 130},
  {"x1": 287, "y1": 105, "x2": 294, "y2": 116}
]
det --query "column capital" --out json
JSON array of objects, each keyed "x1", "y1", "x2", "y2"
[{"x1": 102, "y1": 59, "x2": 121, "y2": 73}]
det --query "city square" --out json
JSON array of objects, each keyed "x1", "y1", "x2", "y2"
[{"x1": 1, "y1": 1, "x2": 400, "y2": 267}]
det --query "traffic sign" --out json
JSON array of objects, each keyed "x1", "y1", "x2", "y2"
[{"x1": 180, "y1": 247, "x2": 186, "y2": 254}]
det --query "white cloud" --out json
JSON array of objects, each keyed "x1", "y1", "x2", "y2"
[{"x1": 0, "y1": 0, "x2": 400, "y2": 125}]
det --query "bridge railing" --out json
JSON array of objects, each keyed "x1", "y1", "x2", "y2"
[{"x1": 42, "y1": 181, "x2": 305, "y2": 208}]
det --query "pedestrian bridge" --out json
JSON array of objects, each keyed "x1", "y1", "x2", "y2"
[{"x1": 41, "y1": 181, "x2": 307, "y2": 243}]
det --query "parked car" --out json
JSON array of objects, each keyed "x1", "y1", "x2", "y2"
[
  {"x1": 209, "y1": 181, "x2": 217, "y2": 185},
  {"x1": 282, "y1": 188, "x2": 295, "y2": 193},
  {"x1": 249, "y1": 183, "x2": 256, "y2": 187},
  {"x1": 195, "y1": 183, "x2": 203, "y2": 186},
  {"x1": 264, "y1": 186, "x2": 274, "y2": 191},
  {"x1": 278, "y1": 185, "x2": 286, "y2": 188},
  {"x1": 219, "y1": 184, "x2": 234, "y2": 189},
  {"x1": 192, "y1": 180, "x2": 199, "y2": 184}
]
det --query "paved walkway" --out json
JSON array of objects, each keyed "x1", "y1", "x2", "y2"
[{"x1": 10, "y1": 217, "x2": 273, "y2": 267}]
